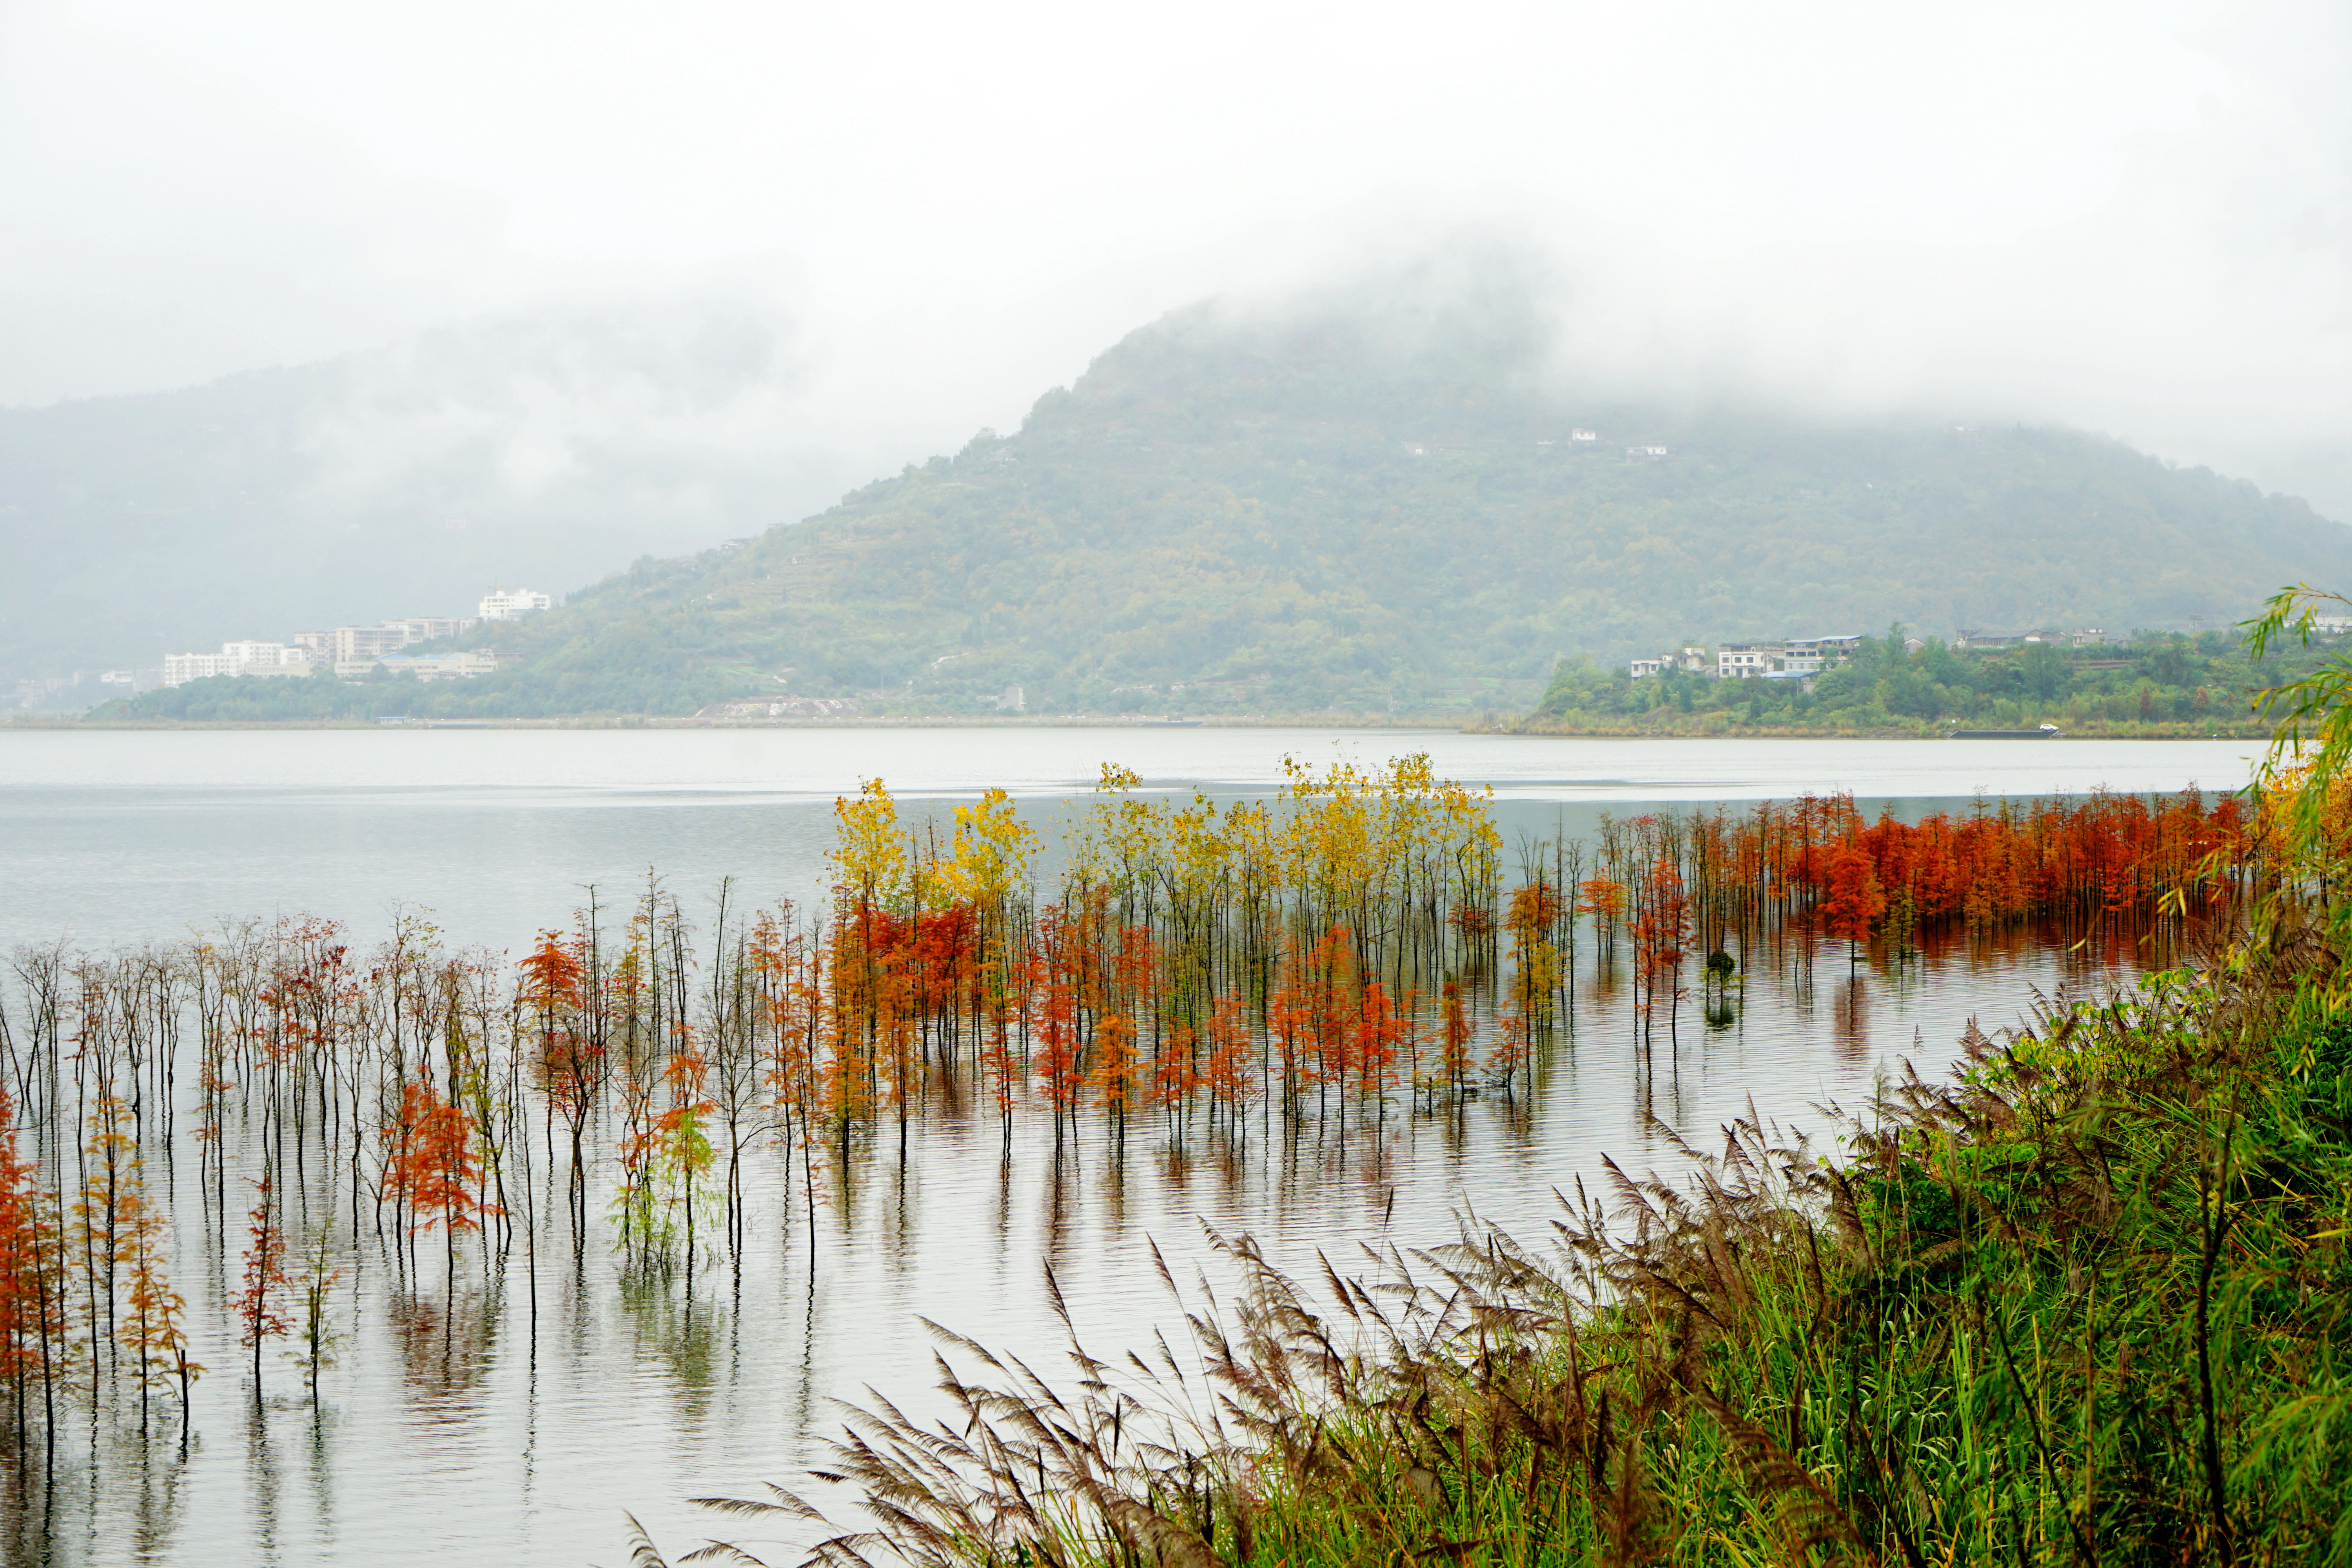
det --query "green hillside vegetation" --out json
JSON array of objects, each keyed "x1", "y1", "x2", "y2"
[
  {"x1": 1522, "y1": 626, "x2": 2337, "y2": 737},
  {"x1": 89, "y1": 290, "x2": 2352, "y2": 720}
]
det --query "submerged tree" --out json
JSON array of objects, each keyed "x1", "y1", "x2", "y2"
[{"x1": 234, "y1": 1177, "x2": 291, "y2": 1403}]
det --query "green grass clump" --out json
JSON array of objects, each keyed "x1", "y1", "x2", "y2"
[{"x1": 662, "y1": 936, "x2": 2352, "y2": 1568}]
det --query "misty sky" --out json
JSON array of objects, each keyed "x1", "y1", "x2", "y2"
[{"x1": 3, "y1": 0, "x2": 2348, "y2": 511}]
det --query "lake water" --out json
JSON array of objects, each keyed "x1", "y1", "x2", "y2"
[
  {"x1": 2, "y1": 728, "x2": 2260, "y2": 956},
  {"x1": 0, "y1": 729, "x2": 2262, "y2": 1565}
]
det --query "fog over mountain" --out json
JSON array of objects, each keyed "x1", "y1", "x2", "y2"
[
  {"x1": 11, "y1": 237, "x2": 2352, "y2": 705},
  {"x1": 7, "y1": 7, "x2": 2348, "y2": 445},
  {"x1": 0, "y1": 290, "x2": 878, "y2": 681},
  {"x1": 6, "y1": 2, "x2": 2350, "y2": 699},
  {"x1": 71, "y1": 249, "x2": 2352, "y2": 725}
]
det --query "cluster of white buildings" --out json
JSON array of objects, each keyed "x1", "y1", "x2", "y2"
[
  {"x1": 154, "y1": 588, "x2": 552, "y2": 689},
  {"x1": 1630, "y1": 634, "x2": 1864, "y2": 682},
  {"x1": 159, "y1": 641, "x2": 312, "y2": 687},
  {"x1": 1630, "y1": 626, "x2": 2124, "y2": 683}
]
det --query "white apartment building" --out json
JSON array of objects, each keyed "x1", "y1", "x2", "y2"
[
  {"x1": 161, "y1": 642, "x2": 310, "y2": 687},
  {"x1": 223, "y1": 641, "x2": 307, "y2": 666},
  {"x1": 295, "y1": 618, "x2": 476, "y2": 664},
  {"x1": 400, "y1": 616, "x2": 474, "y2": 642},
  {"x1": 1717, "y1": 644, "x2": 1773, "y2": 679},
  {"x1": 478, "y1": 588, "x2": 553, "y2": 621},
  {"x1": 1779, "y1": 634, "x2": 1861, "y2": 675},
  {"x1": 1629, "y1": 658, "x2": 1663, "y2": 678},
  {"x1": 161, "y1": 653, "x2": 228, "y2": 685},
  {"x1": 335, "y1": 651, "x2": 499, "y2": 682},
  {"x1": 325, "y1": 618, "x2": 475, "y2": 662}
]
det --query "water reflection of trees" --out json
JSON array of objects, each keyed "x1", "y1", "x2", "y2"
[
  {"x1": 777, "y1": 898, "x2": 2122, "y2": 1313},
  {"x1": 614, "y1": 1269, "x2": 724, "y2": 1410},
  {"x1": 1833, "y1": 973, "x2": 1871, "y2": 1063},
  {"x1": 390, "y1": 1282, "x2": 501, "y2": 1411}
]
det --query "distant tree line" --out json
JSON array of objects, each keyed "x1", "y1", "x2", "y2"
[{"x1": 1522, "y1": 627, "x2": 2321, "y2": 736}]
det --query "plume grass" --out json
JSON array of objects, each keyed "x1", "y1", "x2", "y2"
[{"x1": 677, "y1": 931, "x2": 2352, "y2": 1567}]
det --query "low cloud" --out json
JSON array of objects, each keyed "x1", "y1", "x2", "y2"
[{"x1": 0, "y1": 0, "x2": 2345, "y2": 517}]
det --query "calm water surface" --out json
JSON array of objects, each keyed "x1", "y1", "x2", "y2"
[
  {"x1": 2, "y1": 727, "x2": 2258, "y2": 954},
  {"x1": 0, "y1": 729, "x2": 2259, "y2": 1565}
]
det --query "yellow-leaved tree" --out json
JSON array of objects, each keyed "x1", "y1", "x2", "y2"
[{"x1": 831, "y1": 778, "x2": 907, "y2": 915}]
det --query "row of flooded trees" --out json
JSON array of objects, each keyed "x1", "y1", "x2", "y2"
[{"x1": 0, "y1": 755, "x2": 2263, "y2": 1457}]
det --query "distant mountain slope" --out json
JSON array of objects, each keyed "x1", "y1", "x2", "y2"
[
  {"x1": 0, "y1": 298, "x2": 848, "y2": 688},
  {"x1": 443, "y1": 295, "x2": 2352, "y2": 717}
]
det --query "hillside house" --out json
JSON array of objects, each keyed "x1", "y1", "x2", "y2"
[
  {"x1": 1718, "y1": 644, "x2": 1772, "y2": 679},
  {"x1": 1780, "y1": 634, "x2": 1861, "y2": 674}
]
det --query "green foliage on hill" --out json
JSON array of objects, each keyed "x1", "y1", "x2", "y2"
[
  {"x1": 472, "y1": 300, "x2": 2352, "y2": 716},
  {"x1": 1523, "y1": 626, "x2": 2333, "y2": 736},
  {"x1": 87, "y1": 291, "x2": 2352, "y2": 720}
]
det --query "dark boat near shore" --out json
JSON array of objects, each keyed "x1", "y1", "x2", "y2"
[{"x1": 1948, "y1": 724, "x2": 2063, "y2": 739}]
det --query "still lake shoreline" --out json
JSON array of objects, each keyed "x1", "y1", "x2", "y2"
[{"x1": 8, "y1": 713, "x2": 2283, "y2": 739}]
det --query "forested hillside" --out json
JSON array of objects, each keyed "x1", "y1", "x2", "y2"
[
  {"x1": 96, "y1": 292, "x2": 2352, "y2": 720},
  {"x1": 1521, "y1": 625, "x2": 2330, "y2": 738}
]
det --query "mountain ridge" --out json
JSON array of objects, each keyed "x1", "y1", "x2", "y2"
[
  {"x1": 0, "y1": 298, "x2": 848, "y2": 688},
  {"x1": 84, "y1": 292, "x2": 2352, "y2": 719}
]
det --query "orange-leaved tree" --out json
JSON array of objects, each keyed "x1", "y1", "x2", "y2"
[
  {"x1": 121, "y1": 1196, "x2": 199, "y2": 1436},
  {"x1": 521, "y1": 927, "x2": 598, "y2": 1234},
  {"x1": 392, "y1": 1079, "x2": 494, "y2": 1284},
  {"x1": 234, "y1": 1177, "x2": 292, "y2": 1402},
  {"x1": 1822, "y1": 839, "x2": 1887, "y2": 965},
  {"x1": 0, "y1": 1084, "x2": 64, "y2": 1446}
]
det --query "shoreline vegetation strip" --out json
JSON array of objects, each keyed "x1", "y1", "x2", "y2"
[
  {"x1": 59, "y1": 625, "x2": 2335, "y2": 734},
  {"x1": 13, "y1": 715, "x2": 2295, "y2": 737}
]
